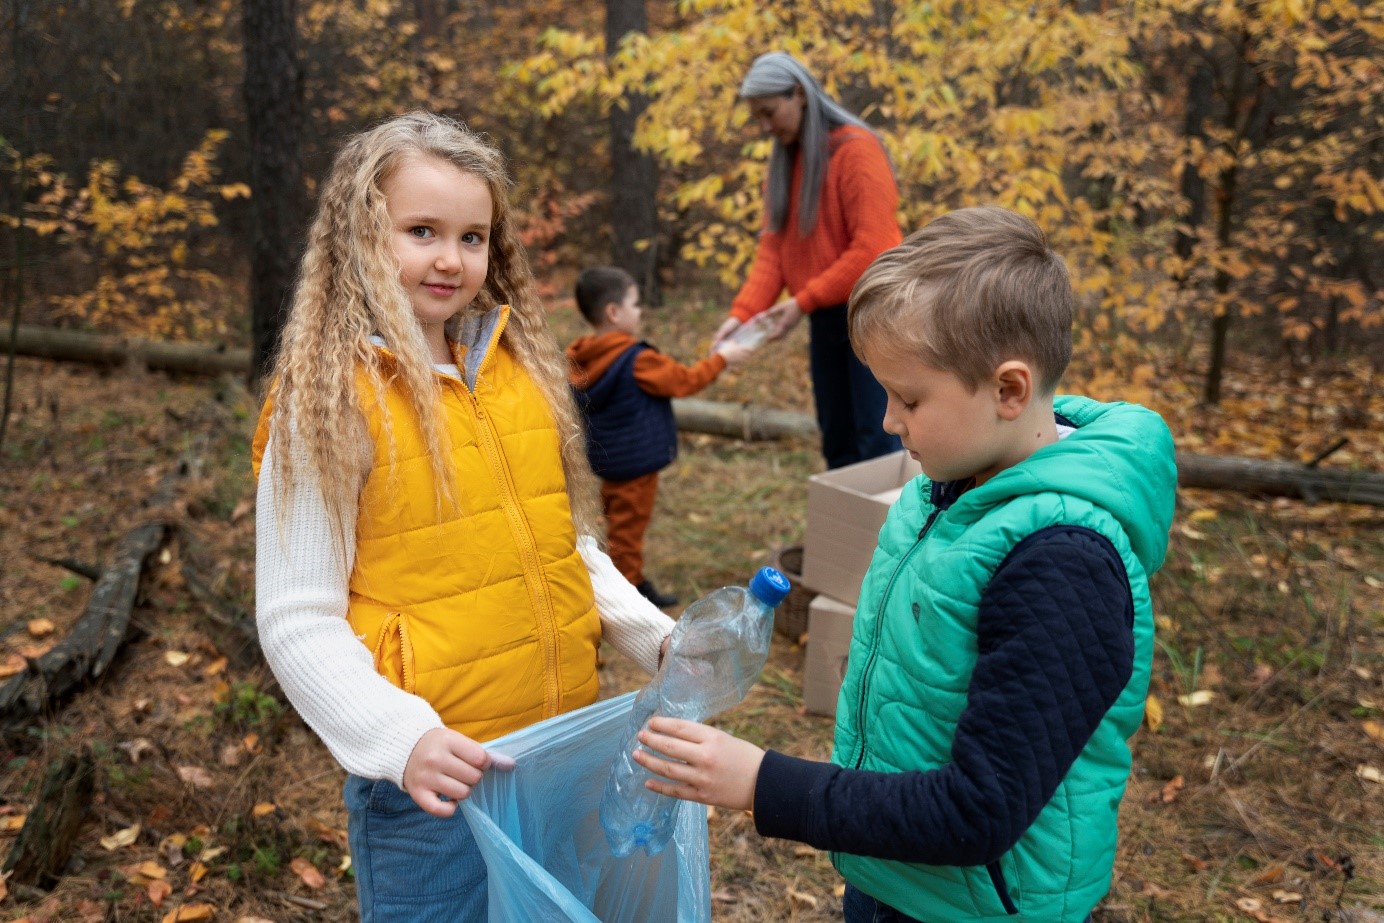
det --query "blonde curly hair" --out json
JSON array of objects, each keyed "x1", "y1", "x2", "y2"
[{"x1": 264, "y1": 111, "x2": 599, "y2": 554}]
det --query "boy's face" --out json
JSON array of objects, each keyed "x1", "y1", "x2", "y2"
[
  {"x1": 865, "y1": 342, "x2": 1010, "y2": 486},
  {"x1": 606, "y1": 284, "x2": 642, "y2": 338}
]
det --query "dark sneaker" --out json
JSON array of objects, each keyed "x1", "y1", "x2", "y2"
[{"x1": 636, "y1": 580, "x2": 680, "y2": 608}]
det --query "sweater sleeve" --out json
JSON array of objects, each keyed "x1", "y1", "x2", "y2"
[
  {"x1": 579, "y1": 536, "x2": 675, "y2": 675},
  {"x1": 729, "y1": 225, "x2": 787, "y2": 322},
  {"x1": 255, "y1": 435, "x2": 444, "y2": 788},
  {"x1": 752, "y1": 526, "x2": 1134, "y2": 864},
  {"x1": 631, "y1": 348, "x2": 729, "y2": 398},
  {"x1": 792, "y1": 136, "x2": 901, "y2": 313}
]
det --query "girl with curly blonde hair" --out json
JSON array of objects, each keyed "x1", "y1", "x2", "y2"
[{"x1": 252, "y1": 111, "x2": 674, "y2": 921}]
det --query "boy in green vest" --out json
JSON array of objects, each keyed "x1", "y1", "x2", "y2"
[{"x1": 632, "y1": 206, "x2": 1177, "y2": 922}]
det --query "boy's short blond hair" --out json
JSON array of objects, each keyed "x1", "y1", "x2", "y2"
[{"x1": 848, "y1": 206, "x2": 1073, "y2": 394}]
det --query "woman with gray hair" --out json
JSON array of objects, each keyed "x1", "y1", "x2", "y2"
[{"x1": 711, "y1": 51, "x2": 902, "y2": 469}]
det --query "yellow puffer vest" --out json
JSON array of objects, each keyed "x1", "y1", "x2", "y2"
[{"x1": 252, "y1": 307, "x2": 602, "y2": 742}]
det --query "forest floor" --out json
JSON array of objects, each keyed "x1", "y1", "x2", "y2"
[{"x1": 0, "y1": 295, "x2": 1381, "y2": 923}]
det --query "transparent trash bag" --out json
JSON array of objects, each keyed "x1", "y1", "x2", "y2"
[{"x1": 460, "y1": 691, "x2": 711, "y2": 923}]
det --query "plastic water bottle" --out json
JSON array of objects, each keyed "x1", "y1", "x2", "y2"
[
  {"x1": 714, "y1": 314, "x2": 774, "y2": 355},
  {"x1": 600, "y1": 566, "x2": 791, "y2": 858}
]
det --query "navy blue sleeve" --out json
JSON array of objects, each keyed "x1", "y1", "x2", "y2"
[{"x1": 753, "y1": 526, "x2": 1134, "y2": 865}]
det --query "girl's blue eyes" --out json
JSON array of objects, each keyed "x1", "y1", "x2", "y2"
[{"x1": 409, "y1": 226, "x2": 434, "y2": 239}]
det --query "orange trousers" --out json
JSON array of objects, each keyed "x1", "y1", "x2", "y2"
[{"x1": 600, "y1": 472, "x2": 659, "y2": 585}]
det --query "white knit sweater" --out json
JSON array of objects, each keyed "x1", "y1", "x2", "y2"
[{"x1": 255, "y1": 364, "x2": 675, "y2": 787}]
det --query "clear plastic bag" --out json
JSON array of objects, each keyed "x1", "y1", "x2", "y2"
[{"x1": 461, "y1": 691, "x2": 711, "y2": 922}]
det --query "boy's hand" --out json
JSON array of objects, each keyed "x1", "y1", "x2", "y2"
[
  {"x1": 632, "y1": 717, "x2": 763, "y2": 811},
  {"x1": 402, "y1": 727, "x2": 516, "y2": 818},
  {"x1": 710, "y1": 316, "x2": 742, "y2": 351},
  {"x1": 717, "y1": 340, "x2": 755, "y2": 367}
]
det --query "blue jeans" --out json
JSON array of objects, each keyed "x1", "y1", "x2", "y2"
[
  {"x1": 843, "y1": 883, "x2": 1094, "y2": 922},
  {"x1": 808, "y1": 304, "x2": 901, "y2": 469},
  {"x1": 344, "y1": 775, "x2": 486, "y2": 922}
]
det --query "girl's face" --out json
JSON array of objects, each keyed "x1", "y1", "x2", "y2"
[
  {"x1": 383, "y1": 154, "x2": 493, "y2": 357},
  {"x1": 747, "y1": 86, "x2": 806, "y2": 146}
]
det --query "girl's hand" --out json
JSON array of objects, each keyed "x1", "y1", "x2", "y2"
[
  {"x1": 710, "y1": 316, "x2": 742, "y2": 351},
  {"x1": 632, "y1": 717, "x2": 764, "y2": 811},
  {"x1": 402, "y1": 727, "x2": 516, "y2": 818}
]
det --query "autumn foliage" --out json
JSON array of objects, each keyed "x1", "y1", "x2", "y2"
[{"x1": 2, "y1": 0, "x2": 1378, "y2": 398}]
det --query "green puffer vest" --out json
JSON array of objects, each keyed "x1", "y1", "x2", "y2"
[{"x1": 832, "y1": 397, "x2": 1176, "y2": 922}]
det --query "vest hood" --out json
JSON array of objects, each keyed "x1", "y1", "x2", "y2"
[
  {"x1": 566, "y1": 330, "x2": 639, "y2": 394},
  {"x1": 950, "y1": 396, "x2": 1176, "y2": 576}
]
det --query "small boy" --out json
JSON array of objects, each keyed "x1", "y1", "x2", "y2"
[
  {"x1": 631, "y1": 207, "x2": 1177, "y2": 922},
  {"x1": 567, "y1": 266, "x2": 754, "y2": 608}
]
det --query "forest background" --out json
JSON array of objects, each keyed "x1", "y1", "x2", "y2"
[{"x1": 0, "y1": 0, "x2": 1381, "y2": 921}]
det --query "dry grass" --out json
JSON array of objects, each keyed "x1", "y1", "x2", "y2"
[{"x1": 0, "y1": 294, "x2": 1380, "y2": 921}]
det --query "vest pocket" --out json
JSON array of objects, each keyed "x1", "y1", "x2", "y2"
[{"x1": 370, "y1": 612, "x2": 417, "y2": 694}]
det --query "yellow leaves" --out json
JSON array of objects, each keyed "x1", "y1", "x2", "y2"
[
  {"x1": 1145, "y1": 694, "x2": 1164, "y2": 732},
  {"x1": 1, "y1": 130, "x2": 231, "y2": 339},
  {"x1": 990, "y1": 106, "x2": 1055, "y2": 140},
  {"x1": 101, "y1": 823, "x2": 141, "y2": 851},
  {"x1": 161, "y1": 904, "x2": 214, "y2": 923},
  {"x1": 218, "y1": 182, "x2": 250, "y2": 200}
]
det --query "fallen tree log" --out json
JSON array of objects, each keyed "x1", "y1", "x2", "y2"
[
  {"x1": 1, "y1": 323, "x2": 249, "y2": 376},
  {"x1": 672, "y1": 397, "x2": 820, "y2": 442},
  {"x1": 7, "y1": 327, "x2": 1383, "y2": 506},
  {"x1": 0, "y1": 462, "x2": 186, "y2": 734},
  {"x1": 1175, "y1": 451, "x2": 1383, "y2": 506}
]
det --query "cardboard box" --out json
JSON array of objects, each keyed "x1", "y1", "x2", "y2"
[
  {"x1": 801, "y1": 451, "x2": 921, "y2": 606},
  {"x1": 802, "y1": 594, "x2": 856, "y2": 717}
]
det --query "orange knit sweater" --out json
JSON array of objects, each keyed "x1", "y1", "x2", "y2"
[{"x1": 730, "y1": 125, "x2": 902, "y2": 321}]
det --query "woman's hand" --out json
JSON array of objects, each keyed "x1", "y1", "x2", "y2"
[
  {"x1": 632, "y1": 716, "x2": 764, "y2": 811},
  {"x1": 402, "y1": 727, "x2": 516, "y2": 817},
  {"x1": 763, "y1": 298, "x2": 804, "y2": 341},
  {"x1": 710, "y1": 316, "x2": 742, "y2": 352}
]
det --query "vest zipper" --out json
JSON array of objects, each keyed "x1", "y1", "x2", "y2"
[
  {"x1": 852, "y1": 507, "x2": 941, "y2": 769},
  {"x1": 461, "y1": 374, "x2": 562, "y2": 718}
]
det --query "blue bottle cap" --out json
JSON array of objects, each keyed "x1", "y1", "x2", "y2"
[{"x1": 749, "y1": 566, "x2": 792, "y2": 608}]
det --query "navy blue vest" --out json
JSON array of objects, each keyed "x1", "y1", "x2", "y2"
[{"x1": 574, "y1": 343, "x2": 678, "y2": 481}]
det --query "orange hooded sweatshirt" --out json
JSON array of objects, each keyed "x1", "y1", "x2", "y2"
[{"x1": 566, "y1": 330, "x2": 727, "y2": 398}]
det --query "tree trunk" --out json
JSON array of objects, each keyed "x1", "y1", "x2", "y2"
[
  {"x1": 243, "y1": 0, "x2": 307, "y2": 386},
  {"x1": 1173, "y1": 60, "x2": 1213, "y2": 279},
  {"x1": 1, "y1": 753, "x2": 95, "y2": 890},
  {"x1": 605, "y1": 0, "x2": 661, "y2": 305}
]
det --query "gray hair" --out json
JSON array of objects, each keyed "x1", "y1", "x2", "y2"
[{"x1": 739, "y1": 52, "x2": 879, "y2": 237}]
